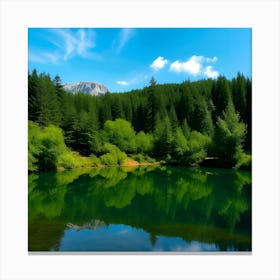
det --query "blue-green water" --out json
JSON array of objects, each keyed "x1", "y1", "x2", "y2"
[{"x1": 28, "y1": 166, "x2": 251, "y2": 252}]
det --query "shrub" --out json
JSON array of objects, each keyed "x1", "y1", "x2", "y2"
[
  {"x1": 100, "y1": 143, "x2": 127, "y2": 165},
  {"x1": 135, "y1": 132, "x2": 154, "y2": 153},
  {"x1": 235, "y1": 152, "x2": 252, "y2": 170},
  {"x1": 186, "y1": 131, "x2": 211, "y2": 165},
  {"x1": 103, "y1": 119, "x2": 137, "y2": 153},
  {"x1": 131, "y1": 154, "x2": 145, "y2": 162},
  {"x1": 144, "y1": 155, "x2": 156, "y2": 163},
  {"x1": 57, "y1": 151, "x2": 92, "y2": 169},
  {"x1": 28, "y1": 121, "x2": 42, "y2": 171},
  {"x1": 89, "y1": 154, "x2": 101, "y2": 166},
  {"x1": 131, "y1": 153, "x2": 156, "y2": 163}
]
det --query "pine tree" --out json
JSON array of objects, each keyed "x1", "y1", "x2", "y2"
[
  {"x1": 153, "y1": 115, "x2": 173, "y2": 159},
  {"x1": 213, "y1": 102, "x2": 247, "y2": 167},
  {"x1": 28, "y1": 69, "x2": 40, "y2": 122},
  {"x1": 146, "y1": 77, "x2": 159, "y2": 132},
  {"x1": 211, "y1": 76, "x2": 232, "y2": 120},
  {"x1": 169, "y1": 105, "x2": 179, "y2": 131}
]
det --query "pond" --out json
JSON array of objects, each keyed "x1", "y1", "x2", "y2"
[{"x1": 28, "y1": 165, "x2": 251, "y2": 252}]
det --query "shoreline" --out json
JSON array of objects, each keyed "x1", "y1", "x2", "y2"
[{"x1": 56, "y1": 161, "x2": 162, "y2": 172}]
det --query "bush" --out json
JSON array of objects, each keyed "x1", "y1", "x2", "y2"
[
  {"x1": 144, "y1": 155, "x2": 156, "y2": 163},
  {"x1": 186, "y1": 131, "x2": 211, "y2": 165},
  {"x1": 28, "y1": 122, "x2": 69, "y2": 171},
  {"x1": 89, "y1": 154, "x2": 101, "y2": 166},
  {"x1": 36, "y1": 125, "x2": 68, "y2": 171},
  {"x1": 57, "y1": 151, "x2": 92, "y2": 169},
  {"x1": 235, "y1": 152, "x2": 252, "y2": 170},
  {"x1": 103, "y1": 119, "x2": 137, "y2": 153},
  {"x1": 131, "y1": 154, "x2": 145, "y2": 162},
  {"x1": 100, "y1": 153, "x2": 118, "y2": 165},
  {"x1": 28, "y1": 121, "x2": 42, "y2": 171},
  {"x1": 131, "y1": 153, "x2": 156, "y2": 163},
  {"x1": 135, "y1": 132, "x2": 154, "y2": 153},
  {"x1": 100, "y1": 143, "x2": 127, "y2": 165}
]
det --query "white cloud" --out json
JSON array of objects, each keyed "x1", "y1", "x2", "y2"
[
  {"x1": 117, "y1": 80, "x2": 129, "y2": 86},
  {"x1": 205, "y1": 56, "x2": 218, "y2": 63},
  {"x1": 169, "y1": 56, "x2": 203, "y2": 75},
  {"x1": 150, "y1": 56, "x2": 168, "y2": 71},
  {"x1": 169, "y1": 55, "x2": 218, "y2": 78},
  {"x1": 204, "y1": 66, "x2": 219, "y2": 78}
]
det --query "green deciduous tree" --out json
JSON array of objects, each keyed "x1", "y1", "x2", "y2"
[
  {"x1": 135, "y1": 131, "x2": 154, "y2": 153},
  {"x1": 103, "y1": 118, "x2": 137, "y2": 153},
  {"x1": 28, "y1": 121, "x2": 42, "y2": 171},
  {"x1": 100, "y1": 143, "x2": 127, "y2": 165}
]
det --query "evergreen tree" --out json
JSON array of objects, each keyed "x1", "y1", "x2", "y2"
[
  {"x1": 146, "y1": 77, "x2": 159, "y2": 132},
  {"x1": 213, "y1": 102, "x2": 247, "y2": 167},
  {"x1": 232, "y1": 73, "x2": 247, "y2": 121},
  {"x1": 111, "y1": 96, "x2": 125, "y2": 120},
  {"x1": 28, "y1": 70, "x2": 251, "y2": 170},
  {"x1": 211, "y1": 76, "x2": 232, "y2": 120},
  {"x1": 169, "y1": 105, "x2": 179, "y2": 131},
  {"x1": 153, "y1": 115, "x2": 173, "y2": 159},
  {"x1": 28, "y1": 70, "x2": 40, "y2": 122},
  {"x1": 53, "y1": 74, "x2": 65, "y2": 103}
]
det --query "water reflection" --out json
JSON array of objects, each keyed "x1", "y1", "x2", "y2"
[{"x1": 28, "y1": 166, "x2": 251, "y2": 252}]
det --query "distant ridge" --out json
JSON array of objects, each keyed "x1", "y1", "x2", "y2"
[{"x1": 63, "y1": 81, "x2": 109, "y2": 96}]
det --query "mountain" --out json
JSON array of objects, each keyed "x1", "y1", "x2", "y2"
[
  {"x1": 63, "y1": 81, "x2": 109, "y2": 96},
  {"x1": 66, "y1": 220, "x2": 106, "y2": 230}
]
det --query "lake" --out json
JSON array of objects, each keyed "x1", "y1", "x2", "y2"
[{"x1": 28, "y1": 165, "x2": 251, "y2": 252}]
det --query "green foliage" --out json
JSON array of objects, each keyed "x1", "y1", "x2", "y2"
[
  {"x1": 172, "y1": 127, "x2": 189, "y2": 162},
  {"x1": 28, "y1": 72, "x2": 62, "y2": 126},
  {"x1": 28, "y1": 121, "x2": 42, "y2": 171},
  {"x1": 171, "y1": 128, "x2": 211, "y2": 165},
  {"x1": 213, "y1": 102, "x2": 247, "y2": 167},
  {"x1": 235, "y1": 152, "x2": 252, "y2": 170},
  {"x1": 131, "y1": 153, "x2": 145, "y2": 162},
  {"x1": 100, "y1": 143, "x2": 127, "y2": 165},
  {"x1": 135, "y1": 131, "x2": 153, "y2": 153},
  {"x1": 186, "y1": 131, "x2": 211, "y2": 165},
  {"x1": 36, "y1": 125, "x2": 67, "y2": 171},
  {"x1": 131, "y1": 153, "x2": 156, "y2": 163},
  {"x1": 211, "y1": 76, "x2": 232, "y2": 119},
  {"x1": 103, "y1": 119, "x2": 137, "y2": 153},
  {"x1": 57, "y1": 151, "x2": 92, "y2": 169},
  {"x1": 154, "y1": 115, "x2": 173, "y2": 159},
  {"x1": 89, "y1": 154, "x2": 101, "y2": 166},
  {"x1": 28, "y1": 70, "x2": 251, "y2": 170}
]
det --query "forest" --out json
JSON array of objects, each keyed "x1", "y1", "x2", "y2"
[{"x1": 28, "y1": 70, "x2": 252, "y2": 172}]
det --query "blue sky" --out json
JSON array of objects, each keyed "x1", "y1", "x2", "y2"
[{"x1": 28, "y1": 28, "x2": 251, "y2": 92}]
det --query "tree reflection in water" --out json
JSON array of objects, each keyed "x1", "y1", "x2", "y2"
[{"x1": 28, "y1": 166, "x2": 251, "y2": 251}]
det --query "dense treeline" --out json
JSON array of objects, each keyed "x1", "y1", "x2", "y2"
[{"x1": 28, "y1": 69, "x2": 251, "y2": 171}]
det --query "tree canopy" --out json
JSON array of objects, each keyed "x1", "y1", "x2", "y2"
[{"x1": 28, "y1": 70, "x2": 251, "y2": 171}]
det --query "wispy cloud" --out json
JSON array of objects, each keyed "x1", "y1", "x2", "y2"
[
  {"x1": 29, "y1": 28, "x2": 96, "y2": 64},
  {"x1": 51, "y1": 28, "x2": 96, "y2": 60},
  {"x1": 115, "y1": 28, "x2": 135, "y2": 54},
  {"x1": 117, "y1": 80, "x2": 129, "y2": 86},
  {"x1": 169, "y1": 55, "x2": 219, "y2": 78},
  {"x1": 29, "y1": 51, "x2": 59, "y2": 64},
  {"x1": 150, "y1": 56, "x2": 168, "y2": 71}
]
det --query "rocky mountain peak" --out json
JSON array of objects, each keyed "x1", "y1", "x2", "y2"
[{"x1": 63, "y1": 81, "x2": 109, "y2": 96}]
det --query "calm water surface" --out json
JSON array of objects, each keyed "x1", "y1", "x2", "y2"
[{"x1": 28, "y1": 166, "x2": 251, "y2": 252}]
